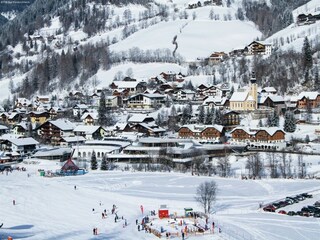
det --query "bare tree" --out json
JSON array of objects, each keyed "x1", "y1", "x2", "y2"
[
  {"x1": 266, "y1": 152, "x2": 279, "y2": 178},
  {"x1": 279, "y1": 152, "x2": 292, "y2": 178},
  {"x1": 245, "y1": 153, "x2": 263, "y2": 179},
  {"x1": 216, "y1": 148, "x2": 230, "y2": 177},
  {"x1": 195, "y1": 180, "x2": 218, "y2": 214},
  {"x1": 297, "y1": 154, "x2": 306, "y2": 179}
]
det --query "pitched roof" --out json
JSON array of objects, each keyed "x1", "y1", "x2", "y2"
[
  {"x1": 61, "y1": 159, "x2": 79, "y2": 171},
  {"x1": 50, "y1": 119, "x2": 75, "y2": 131},
  {"x1": 73, "y1": 125, "x2": 101, "y2": 134},
  {"x1": 297, "y1": 91, "x2": 319, "y2": 100},
  {"x1": 128, "y1": 114, "x2": 155, "y2": 123},
  {"x1": 181, "y1": 124, "x2": 224, "y2": 133},
  {"x1": 8, "y1": 137, "x2": 39, "y2": 146},
  {"x1": 229, "y1": 91, "x2": 249, "y2": 101}
]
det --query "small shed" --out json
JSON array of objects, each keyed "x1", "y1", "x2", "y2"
[
  {"x1": 184, "y1": 207, "x2": 193, "y2": 217},
  {"x1": 158, "y1": 204, "x2": 169, "y2": 219}
]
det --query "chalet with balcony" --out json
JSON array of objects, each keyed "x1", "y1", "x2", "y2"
[
  {"x1": 12, "y1": 122, "x2": 29, "y2": 136},
  {"x1": 73, "y1": 125, "x2": 105, "y2": 140},
  {"x1": 48, "y1": 107, "x2": 64, "y2": 119},
  {"x1": 81, "y1": 111, "x2": 98, "y2": 125},
  {"x1": 247, "y1": 41, "x2": 272, "y2": 56},
  {"x1": 106, "y1": 96, "x2": 118, "y2": 109},
  {"x1": 132, "y1": 122, "x2": 166, "y2": 137},
  {"x1": 126, "y1": 93, "x2": 166, "y2": 109},
  {"x1": 110, "y1": 80, "x2": 147, "y2": 95},
  {"x1": 29, "y1": 111, "x2": 50, "y2": 125},
  {"x1": 258, "y1": 95, "x2": 285, "y2": 111},
  {"x1": 178, "y1": 124, "x2": 224, "y2": 140},
  {"x1": 231, "y1": 127, "x2": 285, "y2": 150},
  {"x1": 208, "y1": 52, "x2": 226, "y2": 65},
  {"x1": 222, "y1": 111, "x2": 240, "y2": 128},
  {"x1": 38, "y1": 119, "x2": 75, "y2": 145},
  {"x1": 296, "y1": 92, "x2": 320, "y2": 109},
  {"x1": 1, "y1": 137, "x2": 39, "y2": 155},
  {"x1": 174, "y1": 89, "x2": 195, "y2": 101},
  {"x1": 73, "y1": 104, "x2": 88, "y2": 117}
]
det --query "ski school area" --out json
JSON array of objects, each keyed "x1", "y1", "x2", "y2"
[{"x1": 137, "y1": 206, "x2": 219, "y2": 239}]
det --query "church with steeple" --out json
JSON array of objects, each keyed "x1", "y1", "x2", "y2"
[{"x1": 229, "y1": 73, "x2": 258, "y2": 111}]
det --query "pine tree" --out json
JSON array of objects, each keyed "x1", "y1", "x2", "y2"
[
  {"x1": 284, "y1": 110, "x2": 296, "y2": 133},
  {"x1": 181, "y1": 107, "x2": 190, "y2": 125},
  {"x1": 198, "y1": 105, "x2": 205, "y2": 124},
  {"x1": 267, "y1": 109, "x2": 279, "y2": 127},
  {"x1": 205, "y1": 108, "x2": 213, "y2": 124},
  {"x1": 302, "y1": 37, "x2": 313, "y2": 72},
  {"x1": 213, "y1": 109, "x2": 223, "y2": 125},
  {"x1": 98, "y1": 91, "x2": 111, "y2": 126},
  {"x1": 100, "y1": 155, "x2": 108, "y2": 170},
  {"x1": 91, "y1": 151, "x2": 98, "y2": 170}
]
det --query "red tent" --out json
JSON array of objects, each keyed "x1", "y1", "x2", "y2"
[{"x1": 61, "y1": 159, "x2": 79, "y2": 172}]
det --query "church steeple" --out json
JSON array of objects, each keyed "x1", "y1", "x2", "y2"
[
  {"x1": 249, "y1": 71, "x2": 258, "y2": 110},
  {"x1": 250, "y1": 71, "x2": 256, "y2": 84}
]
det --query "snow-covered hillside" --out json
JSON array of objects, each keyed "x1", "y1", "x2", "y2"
[{"x1": 267, "y1": 0, "x2": 320, "y2": 51}]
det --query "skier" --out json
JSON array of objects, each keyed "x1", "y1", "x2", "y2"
[
  {"x1": 136, "y1": 219, "x2": 138, "y2": 225},
  {"x1": 13, "y1": 200, "x2": 15, "y2": 205},
  {"x1": 74, "y1": 185, "x2": 76, "y2": 190},
  {"x1": 0, "y1": 223, "x2": 3, "y2": 228}
]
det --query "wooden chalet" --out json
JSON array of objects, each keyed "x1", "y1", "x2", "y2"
[
  {"x1": 178, "y1": 124, "x2": 224, "y2": 139},
  {"x1": 38, "y1": 119, "x2": 75, "y2": 145}
]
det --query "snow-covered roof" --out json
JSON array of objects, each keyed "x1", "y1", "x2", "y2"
[
  {"x1": 8, "y1": 137, "x2": 39, "y2": 146},
  {"x1": 181, "y1": 124, "x2": 224, "y2": 133},
  {"x1": 231, "y1": 127, "x2": 284, "y2": 136},
  {"x1": 261, "y1": 87, "x2": 277, "y2": 93},
  {"x1": 113, "y1": 81, "x2": 142, "y2": 89},
  {"x1": 81, "y1": 112, "x2": 98, "y2": 120},
  {"x1": 61, "y1": 136, "x2": 86, "y2": 142},
  {"x1": 50, "y1": 119, "x2": 75, "y2": 131},
  {"x1": 33, "y1": 147, "x2": 72, "y2": 157},
  {"x1": 138, "y1": 122, "x2": 166, "y2": 133},
  {"x1": 128, "y1": 114, "x2": 154, "y2": 123},
  {"x1": 297, "y1": 91, "x2": 319, "y2": 100},
  {"x1": 229, "y1": 91, "x2": 248, "y2": 102},
  {"x1": 73, "y1": 125, "x2": 101, "y2": 134},
  {"x1": 74, "y1": 104, "x2": 88, "y2": 109},
  {"x1": 0, "y1": 125, "x2": 8, "y2": 130}
]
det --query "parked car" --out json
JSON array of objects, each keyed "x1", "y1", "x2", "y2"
[
  {"x1": 263, "y1": 205, "x2": 276, "y2": 212},
  {"x1": 287, "y1": 197, "x2": 299, "y2": 203},
  {"x1": 287, "y1": 211, "x2": 296, "y2": 216},
  {"x1": 278, "y1": 210, "x2": 287, "y2": 214},
  {"x1": 285, "y1": 198, "x2": 295, "y2": 204},
  {"x1": 301, "y1": 193, "x2": 313, "y2": 198},
  {"x1": 296, "y1": 195, "x2": 305, "y2": 201},
  {"x1": 307, "y1": 206, "x2": 320, "y2": 213},
  {"x1": 314, "y1": 212, "x2": 320, "y2": 218},
  {"x1": 314, "y1": 201, "x2": 320, "y2": 207}
]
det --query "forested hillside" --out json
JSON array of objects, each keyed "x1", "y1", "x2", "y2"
[{"x1": 0, "y1": 0, "x2": 319, "y2": 101}]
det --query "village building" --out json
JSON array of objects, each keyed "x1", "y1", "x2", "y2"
[
  {"x1": 38, "y1": 119, "x2": 75, "y2": 145},
  {"x1": 295, "y1": 91, "x2": 320, "y2": 109},
  {"x1": 110, "y1": 80, "x2": 147, "y2": 96},
  {"x1": 73, "y1": 104, "x2": 89, "y2": 117},
  {"x1": 29, "y1": 111, "x2": 50, "y2": 125},
  {"x1": 126, "y1": 93, "x2": 166, "y2": 109},
  {"x1": 229, "y1": 74, "x2": 258, "y2": 111},
  {"x1": 178, "y1": 124, "x2": 224, "y2": 140},
  {"x1": 73, "y1": 125, "x2": 105, "y2": 140},
  {"x1": 81, "y1": 111, "x2": 98, "y2": 125},
  {"x1": 247, "y1": 41, "x2": 272, "y2": 56},
  {"x1": 207, "y1": 52, "x2": 227, "y2": 65},
  {"x1": 174, "y1": 89, "x2": 195, "y2": 101},
  {"x1": 1, "y1": 137, "x2": 39, "y2": 155},
  {"x1": 231, "y1": 127, "x2": 286, "y2": 150}
]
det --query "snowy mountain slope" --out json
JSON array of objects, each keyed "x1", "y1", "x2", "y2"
[{"x1": 266, "y1": 0, "x2": 320, "y2": 51}]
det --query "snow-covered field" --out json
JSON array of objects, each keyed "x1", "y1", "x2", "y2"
[{"x1": 1, "y1": 160, "x2": 320, "y2": 240}]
